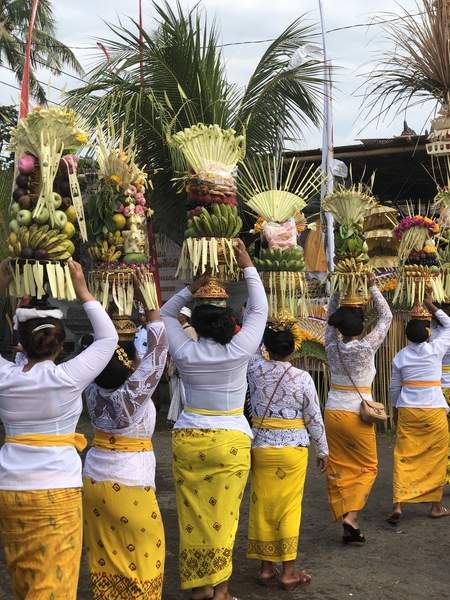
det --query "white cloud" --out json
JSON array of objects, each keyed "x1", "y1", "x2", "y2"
[{"x1": 0, "y1": 0, "x2": 431, "y2": 149}]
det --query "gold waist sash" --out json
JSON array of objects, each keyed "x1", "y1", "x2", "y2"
[
  {"x1": 4, "y1": 433, "x2": 87, "y2": 452},
  {"x1": 184, "y1": 405, "x2": 243, "y2": 417},
  {"x1": 402, "y1": 381, "x2": 441, "y2": 387},
  {"x1": 93, "y1": 429, "x2": 153, "y2": 452},
  {"x1": 252, "y1": 416, "x2": 305, "y2": 430},
  {"x1": 442, "y1": 366, "x2": 450, "y2": 373},
  {"x1": 331, "y1": 383, "x2": 371, "y2": 394}
]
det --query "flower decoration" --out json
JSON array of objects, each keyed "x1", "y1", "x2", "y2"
[{"x1": 392, "y1": 215, "x2": 439, "y2": 240}]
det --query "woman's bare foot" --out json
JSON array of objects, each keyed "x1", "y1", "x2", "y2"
[
  {"x1": 190, "y1": 585, "x2": 214, "y2": 600},
  {"x1": 430, "y1": 503, "x2": 450, "y2": 518},
  {"x1": 387, "y1": 503, "x2": 402, "y2": 524},
  {"x1": 279, "y1": 570, "x2": 311, "y2": 590}
]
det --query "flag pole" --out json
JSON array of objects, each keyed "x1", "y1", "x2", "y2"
[
  {"x1": 20, "y1": 0, "x2": 39, "y2": 118},
  {"x1": 318, "y1": 0, "x2": 335, "y2": 271}
]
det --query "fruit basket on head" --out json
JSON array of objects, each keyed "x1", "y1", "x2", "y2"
[
  {"x1": 167, "y1": 122, "x2": 246, "y2": 293},
  {"x1": 240, "y1": 156, "x2": 320, "y2": 319},
  {"x1": 322, "y1": 177, "x2": 377, "y2": 304},
  {"x1": 434, "y1": 183, "x2": 450, "y2": 297},
  {"x1": 86, "y1": 119, "x2": 158, "y2": 315},
  {"x1": 391, "y1": 212, "x2": 445, "y2": 309},
  {"x1": 6, "y1": 105, "x2": 89, "y2": 301}
]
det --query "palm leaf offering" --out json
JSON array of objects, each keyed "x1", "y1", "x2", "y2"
[{"x1": 87, "y1": 117, "x2": 157, "y2": 315}]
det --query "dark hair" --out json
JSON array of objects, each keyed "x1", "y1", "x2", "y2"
[
  {"x1": 263, "y1": 327, "x2": 294, "y2": 357},
  {"x1": 18, "y1": 317, "x2": 66, "y2": 360},
  {"x1": 94, "y1": 340, "x2": 136, "y2": 389},
  {"x1": 328, "y1": 307, "x2": 364, "y2": 337},
  {"x1": 191, "y1": 305, "x2": 235, "y2": 345},
  {"x1": 79, "y1": 334, "x2": 94, "y2": 353},
  {"x1": 405, "y1": 319, "x2": 431, "y2": 344}
]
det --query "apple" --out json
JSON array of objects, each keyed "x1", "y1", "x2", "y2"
[
  {"x1": 64, "y1": 205, "x2": 77, "y2": 223},
  {"x1": 54, "y1": 210, "x2": 68, "y2": 230},
  {"x1": 9, "y1": 219, "x2": 20, "y2": 234},
  {"x1": 62, "y1": 240, "x2": 75, "y2": 255},
  {"x1": 17, "y1": 210, "x2": 33, "y2": 227},
  {"x1": 20, "y1": 247, "x2": 34, "y2": 259},
  {"x1": 15, "y1": 173, "x2": 29, "y2": 188},
  {"x1": 13, "y1": 187, "x2": 28, "y2": 202},
  {"x1": 60, "y1": 221, "x2": 76, "y2": 239},
  {"x1": 51, "y1": 192, "x2": 62, "y2": 209},
  {"x1": 18, "y1": 195, "x2": 31, "y2": 210},
  {"x1": 11, "y1": 203, "x2": 20, "y2": 216},
  {"x1": 32, "y1": 206, "x2": 49, "y2": 225}
]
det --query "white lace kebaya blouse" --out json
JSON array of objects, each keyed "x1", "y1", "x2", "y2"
[
  {"x1": 248, "y1": 349, "x2": 328, "y2": 457},
  {"x1": 325, "y1": 285, "x2": 392, "y2": 413},
  {"x1": 160, "y1": 266, "x2": 268, "y2": 435},
  {"x1": 0, "y1": 301, "x2": 118, "y2": 491},
  {"x1": 83, "y1": 321, "x2": 168, "y2": 489}
]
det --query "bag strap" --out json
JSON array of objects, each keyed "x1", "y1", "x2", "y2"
[
  {"x1": 336, "y1": 343, "x2": 367, "y2": 404},
  {"x1": 253, "y1": 364, "x2": 293, "y2": 445}
]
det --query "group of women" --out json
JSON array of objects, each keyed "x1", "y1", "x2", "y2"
[{"x1": 1, "y1": 242, "x2": 450, "y2": 600}]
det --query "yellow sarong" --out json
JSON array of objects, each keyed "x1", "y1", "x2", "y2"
[
  {"x1": 83, "y1": 479, "x2": 165, "y2": 599},
  {"x1": 325, "y1": 410, "x2": 378, "y2": 522},
  {"x1": 0, "y1": 487, "x2": 82, "y2": 600},
  {"x1": 247, "y1": 446, "x2": 308, "y2": 561},
  {"x1": 442, "y1": 387, "x2": 450, "y2": 485},
  {"x1": 172, "y1": 428, "x2": 250, "y2": 589},
  {"x1": 393, "y1": 407, "x2": 448, "y2": 503}
]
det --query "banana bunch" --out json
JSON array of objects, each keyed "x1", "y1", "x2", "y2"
[
  {"x1": 6, "y1": 231, "x2": 21, "y2": 258},
  {"x1": 104, "y1": 230, "x2": 125, "y2": 248},
  {"x1": 7, "y1": 224, "x2": 71, "y2": 260},
  {"x1": 259, "y1": 247, "x2": 304, "y2": 262},
  {"x1": 89, "y1": 239, "x2": 122, "y2": 262},
  {"x1": 252, "y1": 257, "x2": 305, "y2": 272},
  {"x1": 403, "y1": 264, "x2": 437, "y2": 277},
  {"x1": 184, "y1": 205, "x2": 242, "y2": 239},
  {"x1": 334, "y1": 257, "x2": 370, "y2": 273}
]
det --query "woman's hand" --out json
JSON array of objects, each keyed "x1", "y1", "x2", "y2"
[
  {"x1": 424, "y1": 296, "x2": 439, "y2": 315},
  {"x1": 188, "y1": 272, "x2": 210, "y2": 295},
  {"x1": 393, "y1": 407, "x2": 398, "y2": 426},
  {"x1": 367, "y1": 272, "x2": 375, "y2": 288},
  {"x1": 0, "y1": 259, "x2": 13, "y2": 294},
  {"x1": 68, "y1": 260, "x2": 95, "y2": 303},
  {"x1": 316, "y1": 456, "x2": 328, "y2": 474},
  {"x1": 132, "y1": 267, "x2": 161, "y2": 322},
  {"x1": 233, "y1": 239, "x2": 253, "y2": 269}
]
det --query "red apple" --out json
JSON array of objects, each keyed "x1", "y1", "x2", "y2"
[{"x1": 18, "y1": 195, "x2": 31, "y2": 210}]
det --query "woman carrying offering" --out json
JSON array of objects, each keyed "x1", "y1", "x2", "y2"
[
  {"x1": 82, "y1": 268, "x2": 168, "y2": 599},
  {"x1": 325, "y1": 272, "x2": 392, "y2": 543},
  {"x1": 247, "y1": 326, "x2": 328, "y2": 590},
  {"x1": 0, "y1": 259, "x2": 118, "y2": 600},
  {"x1": 388, "y1": 297, "x2": 450, "y2": 523},
  {"x1": 160, "y1": 239, "x2": 268, "y2": 600}
]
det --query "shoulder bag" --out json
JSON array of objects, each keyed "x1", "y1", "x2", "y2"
[{"x1": 336, "y1": 345, "x2": 387, "y2": 425}]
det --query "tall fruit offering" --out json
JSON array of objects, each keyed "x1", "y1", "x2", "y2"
[{"x1": 6, "y1": 106, "x2": 88, "y2": 301}]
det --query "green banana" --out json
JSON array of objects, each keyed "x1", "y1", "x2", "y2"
[
  {"x1": 230, "y1": 215, "x2": 242, "y2": 238},
  {"x1": 193, "y1": 215, "x2": 207, "y2": 236},
  {"x1": 211, "y1": 214, "x2": 222, "y2": 237},
  {"x1": 200, "y1": 213, "x2": 215, "y2": 237}
]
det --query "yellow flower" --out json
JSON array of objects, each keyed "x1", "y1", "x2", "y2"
[
  {"x1": 110, "y1": 175, "x2": 123, "y2": 186},
  {"x1": 76, "y1": 132, "x2": 88, "y2": 144}
]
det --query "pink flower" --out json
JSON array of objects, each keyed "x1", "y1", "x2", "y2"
[
  {"x1": 135, "y1": 195, "x2": 146, "y2": 206},
  {"x1": 134, "y1": 205, "x2": 144, "y2": 215},
  {"x1": 117, "y1": 204, "x2": 125, "y2": 213},
  {"x1": 123, "y1": 206, "x2": 131, "y2": 217}
]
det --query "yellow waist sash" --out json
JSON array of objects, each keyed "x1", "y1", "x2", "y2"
[
  {"x1": 331, "y1": 383, "x2": 372, "y2": 394},
  {"x1": 252, "y1": 416, "x2": 305, "y2": 430},
  {"x1": 403, "y1": 380, "x2": 441, "y2": 387},
  {"x1": 442, "y1": 366, "x2": 450, "y2": 373},
  {"x1": 185, "y1": 405, "x2": 243, "y2": 417},
  {"x1": 4, "y1": 433, "x2": 87, "y2": 452},
  {"x1": 93, "y1": 429, "x2": 153, "y2": 452}
]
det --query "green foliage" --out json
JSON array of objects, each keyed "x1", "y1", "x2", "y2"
[
  {"x1": 0, "y1": 168, "x2": 13, "y2": 312},
  {"x1": 87, "y1": 188, "x2": 123, "y2": 240},
  {"x1": 0, "y1": 105, "x2": 18, "y2": 169},
  {"x1": 66, "y1": 0, "x2": 327, "y2": 243},
  {"x1": 291, "y1": 339, "x2": 328, "y2": 364}
]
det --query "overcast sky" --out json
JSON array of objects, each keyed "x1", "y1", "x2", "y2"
[{"x1": 1, "y1": 0, "x2": 434, "y2": 150}]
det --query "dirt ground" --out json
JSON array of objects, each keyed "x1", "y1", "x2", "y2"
[{"x1": 1, "y1": 383, "x2": 450, "y2": 600}]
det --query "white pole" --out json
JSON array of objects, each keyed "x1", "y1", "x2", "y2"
[{"x1": 318, "y1": 0, "x2": 335, "y2": 270}]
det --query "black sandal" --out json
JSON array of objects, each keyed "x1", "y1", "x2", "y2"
[{"x1": 342, "y1": 523, "x2": 365, "y2": 544}]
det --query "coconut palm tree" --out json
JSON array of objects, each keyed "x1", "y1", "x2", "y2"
[
  {"x1": 67, "y1": 0, "x2": 327, "y2": 242},
  {"x1": 0, "y1": 0, "x2": 84, "y2": 104},
  {"x1": 361, "y1": 0, "x2": 450, "y2": 124}
]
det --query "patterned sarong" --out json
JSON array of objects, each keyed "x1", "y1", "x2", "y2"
[
  {"x1": 442, "y1": 387, "x2": 450, "y2": 485},
  {"x1": 393, "y1": 407, "x2": 448, "y2": 503},
  {"x1": 325, "y1": 410, "x2": 378, "y2": 522},
  {"x1": 172, "y1": 428, "x2": 250, "y2": 589},
  {"x1": 82, "y1": 479, "x2": 165, "y2": 599},
  {"x1": 247, "y1": 446, "x2": 308, "y2": 561},
  {"x1": 0, "y1": 487, "x2": 82, "y2": 600}
]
